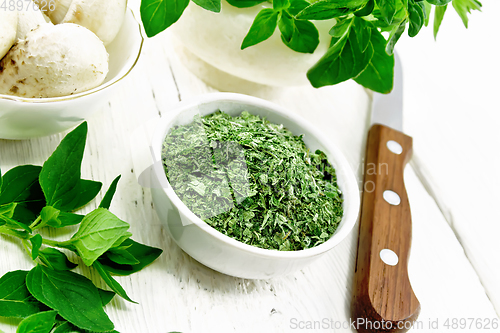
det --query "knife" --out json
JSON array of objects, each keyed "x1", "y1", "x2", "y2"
[{"x1": 351, "y1": 53, "x2": 420, "y2": 333}]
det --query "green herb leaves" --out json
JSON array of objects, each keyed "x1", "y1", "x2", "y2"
[
  {"x1": 279, "y1": 12, "x2": 319, "y2": 53},
  {"x1": 241, "y1": 9, "x2": 279, "y2": 50},
  {"x1": 0, "y1": 271, "x2": 42, "y2": 318},
  {"x1": 70, "y1": 208, "x2": 132, "y2": 266},
  {"x1": 354, "y1": 30, "x2": 395, "y2": 93},
  {"x1": 433, "y1": 4, "x2": 448, "y2": 39},
  {"x1": 163, "y1": 111, "x2": 344, "y2": 251},
  {"x1": 408, "y1": 0, "x2": 425, "y2": 37},
  {"x1": 296, "y1": 0, "x2": 365, "y2": 20},
  {"x1": 192, "y1": 0, "x2": 221, "y2": 12},
  {"x1": 39, "y1": 123, "x2": 102, "y2": 212},
  {"x1": 241, "y1": 1, "x2": 320, "y2": 54},
  {"x1": 27, "y1": 266, "x2": 114, "y2": 332},
  {"x1": 97, "y1": 239, "x2": 164, "y2": 276},
  {"x1": 140, "y1": 0, "x2": 480, "y2": 93},
  {"x1": 452, "y1": 0, "x2": 481, "y2": 28},
  {"x1": 0, "y1": 165, "x2": 44, "y2": 225},
  {"x1": 140, "y1": 0, "x2": 190, "y2": 37},
  {"x1": 17, "y1": 310, "x2": 57, "y2": 333},
  {"x1": 308, "y1": 17, "x2": 375, "y2": 88},
  {"x1": 0, "y1": 122, "x2": 163, "y2": 332}
]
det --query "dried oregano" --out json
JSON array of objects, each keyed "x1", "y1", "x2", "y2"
[{"x1": 162, "y1": 111, "x2": 343, "y2": 251}]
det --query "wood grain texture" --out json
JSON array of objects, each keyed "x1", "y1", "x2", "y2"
[
  {"x1": 0, "y1": 2, "x2": 499, "y2": 331},
  {"x1": 352, "y1": 124, "x2": 419, "y2": 332},
  {"x1": 398, "y1": 1, "x2": 500, "y2": 315}
]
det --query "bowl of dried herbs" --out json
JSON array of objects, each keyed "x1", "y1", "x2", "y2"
[{"x1": 150, "y1": 93, "x2": 360, "y2": 279}]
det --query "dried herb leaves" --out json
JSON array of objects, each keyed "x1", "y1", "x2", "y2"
[{"x1": 162, "y1": 111, "x2": 343, "y2": 251}]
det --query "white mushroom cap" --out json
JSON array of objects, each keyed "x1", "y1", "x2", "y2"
[
  {"x1": 63, "y1": 0, "x2": 127, "y2": 45},
  {"x1": 34, "y1": 0, "x2": 72, "y2": 25},
  {"x1": 0, "y1": 23, "x2": 109, "y2": 98},
  {"x1": 16, "y1": 4, "x2": 49, "y2": 40},
  {"x1": 37, "y1": 0, "x2": 127, "y2": 45},
  {"x1": 0, "y1": 10, "x2": 18, "y2": 60}
]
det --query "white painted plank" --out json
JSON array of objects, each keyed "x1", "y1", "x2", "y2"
[
  {"x1": 398, "y1": 1, "x2": 500, "y2": 314},
  {"x1": 0, "y1": 3, "x2": 498, "y2": 333}
]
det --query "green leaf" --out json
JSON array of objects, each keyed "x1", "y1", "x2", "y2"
[
  {"x1": 452, "y1": 0, "x2": 481, "y2": 28},
  {"x1": 51, "y1": 322, "x2": 73, "y2": 333},
  {"x1": 0, "y1": 202, "x2": 16, "y2": 218},
  {"x1": 386, "y1": 18, "x2": 406, "y2": 54},
  {"x1": 279, "y1": 12, "x2": 319, "y2": 53},
  {"x1": 140, "y1": 0, "x2": 190, "y2": 37},
  {"x1": 192, "y1": 0, "x2": 221, "y2": 12},
  {"x1": 426, "y1": 0, "x2": 451, "y2": 5},
  {"x1": 97, "y1": 239, "x2": 163, "y2": 276},
  {"x1": 38, "y1": 248, "x2": 77, "y2": 271},
  {"x1": 433, "y1": 4, "x2": 447, "y2": 39},
  {"x1": 0, "y1": 166, "x2": 44, "y2": 206},
  {"x1": 26, "y1": 265, "x2": 114, "y2": 332},
  {"x1": 92, "y1": 261, "x2": 136, "y2": 303},
  {"x1": 225, "y1": 0, "x2": 265, "y2": 7},
  {"x1": 0, "y1": 270, "x2": 43, "y2": 318},
  {"x1": 58, "y1": 212, "x2": 85, "y2": 228},
  {"x1": 375, "y1": 0, "x2": 398, "y2": 24},
  {"x1": 296, "y1": 1, "x2": 354, "y2": 20},
  {"x1": 98, "y1": 289, "x2": 116, "y2": 306},
  {"x1": 423, "y1": 0, "x2": 432, "y2": 26},
  {"x1": 16, "y1": 310, "x2": 57, "y2": 333},
  {"x1": 287, "y1": 0, "x2": 310, "y2": 15},
  {"x1": 39, "y1": 207, "x2": 84, "y2": 229},
  {"x1": 40, "y1": 206, "x2": 61, "y2": 228},
  {"x1": 307, "y1": 17, "x2": 374, "y2": 87},
  {"x1": 39, "y1": 122, "x2": 92, "y2": 212},
  {"x1": 106, "y1": 248, "x2": 140, "y2": 265},
  {"x1": 241, "y1": 8, "x2": 279, "y2": 50},
  {"x1": 329, "y1": 17, "x2": 354, "y2": 37},
  {"x1": 408, "y1": 0, "x2": 425, "y2": 37},
  {"x1": 52, "y1": 321, "x2": 120, "y2": 333},
  {"x1": 69, "y1": 208, "x2": 131, "y2": 266},
  {"x1": 73, "y1": 180, "x2": 102, "y2": 211},
  {"x1": 354, "y1": 29, "x2": 394, "y2": 93},
  {"x1": 274, "y1": 0, "x2": 290, "y2": 10},
  {"x1": 30, "y1": 234, "x2": 43, "y2": 260},
  {"x1": 355, "y1": 0, "x2": 374, "y2": 16},
  {"x1": 0, "y1": 165, "x2": 45, "y2": 225},
  {"x1": 0, "y1": 211, "x2": 32, "y2": 232},
  {"x1": 99, "y1": 176, "x2": 121, "y2": 210}
]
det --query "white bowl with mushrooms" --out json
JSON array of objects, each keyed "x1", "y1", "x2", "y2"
[{"x1": 0, "y1": 1, "x2": 142, "y2": 140}]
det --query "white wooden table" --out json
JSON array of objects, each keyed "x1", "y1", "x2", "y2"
[{"x1": 1, "y1": 1, "x2": 499, "y2": 332}]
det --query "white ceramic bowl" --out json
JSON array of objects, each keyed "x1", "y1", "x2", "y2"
[
  {"x1": 151, "y1": 93, "x2": 360, "y2": 279},
  {"x1": 0, "y1": 9, "x2": 143, "y2": 140}
]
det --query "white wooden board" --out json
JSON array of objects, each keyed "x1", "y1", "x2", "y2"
[{"x1": 0, "y1": 2, "x2": 499, "y2": 332}]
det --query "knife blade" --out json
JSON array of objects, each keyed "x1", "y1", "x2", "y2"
[{"x1": 351, "y1": 52, "x2": 421, "y2": 333}]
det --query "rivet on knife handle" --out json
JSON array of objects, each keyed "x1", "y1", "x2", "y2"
[{"x1": 352, "y1": 124, "x2": 420, "y2": 333}]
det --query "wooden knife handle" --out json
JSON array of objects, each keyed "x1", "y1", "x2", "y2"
[{"x1": 352, "y1": 124, "x2": 420, "y2": 333}]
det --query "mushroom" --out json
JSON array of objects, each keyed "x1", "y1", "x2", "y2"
[
  {"x1": 0, "y1": 10, "x2": 18, "y2": 60},
  {"x1": 35, "y1": 0, "x2": 127, "y2": 45},
  {"x1": 16, "y1": 4, "x2": 50, "y2": 40},
  {"x1": 0, "y1": 23, "x2": 109, "y2": 98}
]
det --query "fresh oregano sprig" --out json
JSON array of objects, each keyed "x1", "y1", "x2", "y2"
[
  {"x1": 0, "y1": 122, "x2": 163, "y2": 333},
  {"x1": 140, "y1": 0, "x2": 481, "y2": 94}
]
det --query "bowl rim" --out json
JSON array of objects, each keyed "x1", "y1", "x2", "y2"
[
  {"x1": 152, "y1": 93, "x2": 360, "y2": 259},
  {"x1": 0, "y1": 8, "x2": 143, "y2": 104}
]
